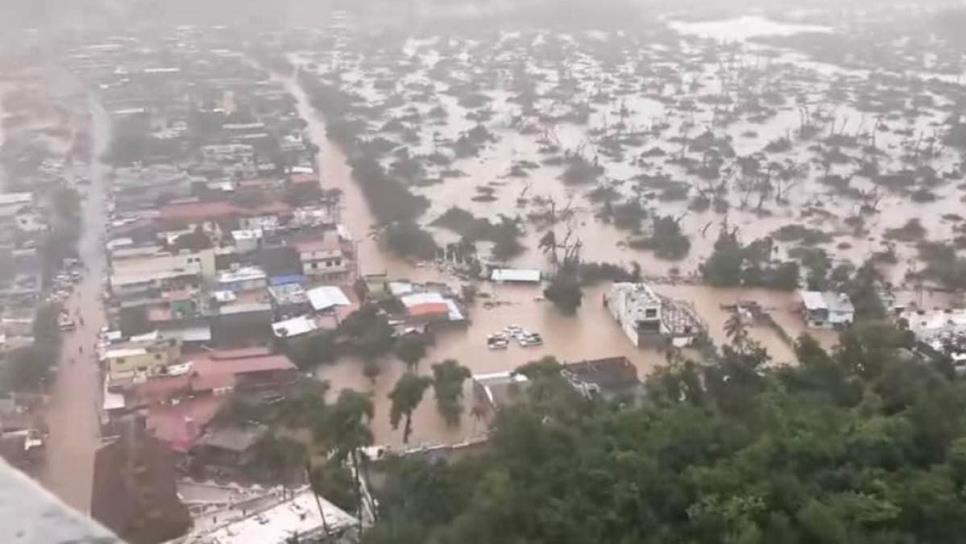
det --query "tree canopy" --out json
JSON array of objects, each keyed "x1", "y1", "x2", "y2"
[{"x1": 365, "y1": 325, "x2": 966, "y2": 544}]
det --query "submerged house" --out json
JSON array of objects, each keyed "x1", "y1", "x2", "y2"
[
  {"x1": 799, "y1": 291, "x2": 855, "y2": 329},
  {"x1": 562, "y1": 357, "x2": 642, "y2": 400}
]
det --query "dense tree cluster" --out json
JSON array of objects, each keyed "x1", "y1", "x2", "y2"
[
  {"x1": 701, "y1": 229, "x2": 799, "y2": 290},
  {"x1": 383, "y1": 220, "x2": 438, "y2": 260},
  {"x1": 365, "y1": 325, "x2": 966, "y2": 544},
  {"x1": 431, "y1": 207, "x2": 525, "y2": 261},
  {"x1": 544, "y1": 265, "x2": 583, "y2": 315}
]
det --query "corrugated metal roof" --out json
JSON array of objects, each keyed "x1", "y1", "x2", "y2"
[
  {"x1": 271, "y1": 315, "x2": 318, "y2": 338},
  {"x1": 306, "y1": 285, "x2": 352, "y2": 311}
]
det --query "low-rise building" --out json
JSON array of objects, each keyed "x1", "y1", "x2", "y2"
[
  {"x1": 103, "y1": 336, "x2": 182, "y2": 381},
  {"x1": 604, "y1": 283, "x2": 705, "y2": 348},
  {"x1": 562, "y1": 357, "x2": 642, "y2": 401},
  {"x1": 472, "y1": 371, "x2": 530, "y2": 417},
  {"x1": 178, "y1": 485, "x2": 357, "y2": 544},
  {"x1": 799, "y1": 291, "x2": 855, "y2": 329},
  {"x1": 296, "y1": 230, "x2": 352, "y2": 282},
  {"x1": 215, "y1": 266, "x2": 267, "y2": 292}
]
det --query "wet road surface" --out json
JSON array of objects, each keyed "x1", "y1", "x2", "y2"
[{"x1": 38, "y1": 96, "x2": 109, "y2": 514}]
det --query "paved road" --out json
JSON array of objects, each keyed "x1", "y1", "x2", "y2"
[{"x1": 38, "y1": 96, "x2": 110, "y2": 514}]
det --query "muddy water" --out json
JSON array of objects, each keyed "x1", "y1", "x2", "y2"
[
  {"x1": 315, "y1": 282, "x2": 822, "y2": 448},
  {"x1": 313, "y1": 25, "x2": 964, "y2": 291},
  {"x1": 282, "y1": 22, "x2": 966, "y2": 448},
  {"x1": 279, "y1": 70, "x2": 451, "y2": 281}
]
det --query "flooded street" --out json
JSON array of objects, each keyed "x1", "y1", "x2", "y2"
[{"x1": 37, "y1": 90, "x2": 109, "y2": 513}]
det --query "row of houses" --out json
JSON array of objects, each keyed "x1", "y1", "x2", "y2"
[{"x1": 64, "y1": 33, "x2": 361, "y2": 544}]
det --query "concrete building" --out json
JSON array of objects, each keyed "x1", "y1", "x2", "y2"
[
  {"x1": 215, "y1": 266, "x2": 267, "y2": 292},
  {"x1": 604, "y1": 282, "x2": 704, "y2": 348},
  {"x1": 102, "y1": 337, "x2": 182, "y2": 381},
  {"x1": 177, "y1": 486, "x2": 357, "y2": 544},
  {"x1": 296, "y1": 230, "x2": 351, "y2": 282},
  {"x1": 111, "y1": 248, "x2": 217, "y2": 285}
]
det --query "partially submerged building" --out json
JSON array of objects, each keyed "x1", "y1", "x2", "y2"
[
  {"x1": 604, "y1": 282, "x2": 706, "y2": 348},
  {"x1": 562, "y1": 357, "x2": 642, "y2": 401},
  {"x1": 799, "y1": 291, "x2": 855, "y2": 329},
  {"x1": 472, "y1": 371, "x2": 530, "y2": 417}
]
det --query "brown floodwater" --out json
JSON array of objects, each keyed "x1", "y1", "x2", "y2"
[{"x1": 278, "y1": 20, "x2": 966, "y2": 449}]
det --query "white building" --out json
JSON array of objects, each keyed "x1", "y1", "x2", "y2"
[
  {"x1": 799, "y1": 291, "x2": 855, "y2": 329},
  {"x1": 604, "y1": 283, "x2": 664, "y2": 347},
  {"x1": 231, "y1": 229, "x2": 263, "y2": 254},
  {"x1": 604, "y1": 283, "x2": 704, "y2": 348}
]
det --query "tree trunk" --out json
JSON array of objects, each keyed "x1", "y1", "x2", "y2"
[{"x1": 305, "y1": 461, "x2": 331, "y2": 537}]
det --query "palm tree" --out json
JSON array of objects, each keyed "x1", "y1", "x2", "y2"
[
  {"x1": 724, "y1": 311, "x2": 748, "y2": 351},
  {"x1": 389, "y1": 372, "x2": 432, "y2": 444},
  {"x1": 431, "y1": 359, "x2": 471, "y2": 427},
  {"x1": 326, "y1": 389, "x2": 375, "y2": 527}
]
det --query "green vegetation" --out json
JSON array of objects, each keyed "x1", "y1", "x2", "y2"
[
  {"x1": 384, "y1": 220, "x2": 438, "y2": 260},
  {"x1": 349, "y1": 157, "x2": 430, "y2": 224},
  {"x1": 544, "y1": 266, "x2": 584, "y2": 315},
  {"x1": 286, "y1": 331, "x2": 337, "y2": 370},
  {"x1": 577, "y1": 261, "x2": 641, "y2": 285},
  {"x1": 431, "y1": 207, "x2": 525, "y2": 260},
  {"x1": 394, "y1": 334, "x2": 429, "y2": 370},
  {"x1": 301, "y1": 74, "x2": 429, "y2": 225},
  {"x1": 337, "y1": 305, "x2": 396, "y2": 361},
  {"x1": 366, "y1": 325, "x2": 966, "y2": 543},
  {"x1": 431, "y1": 360, "x2": 471, "y2": 427},
  {"x1": 630, "y1": 215, "x2": 692, "y2": 260},
  {"x1": 701, "y1": 230, "x2": 799, "y2": 290}
]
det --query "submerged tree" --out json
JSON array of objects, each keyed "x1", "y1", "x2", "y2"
[
  {"x1": 394, "y1": 335, "x2": 428, "y2": 370},
  {"x1": 389, "y1": 373, "x2": 432, "y2": 444},
  {"x1": 431, "y1": 360, "x2": 471, "y2": 426}
]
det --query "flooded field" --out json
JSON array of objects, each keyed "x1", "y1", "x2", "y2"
[{"x1": 272, "y1": 13, "x2": 966, "y2": 447}]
